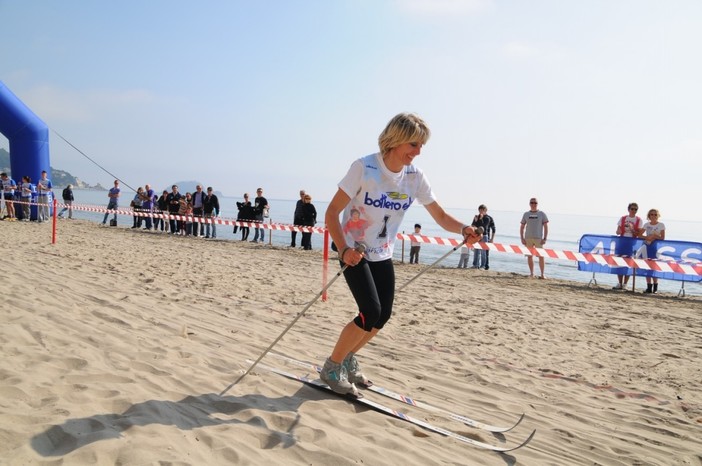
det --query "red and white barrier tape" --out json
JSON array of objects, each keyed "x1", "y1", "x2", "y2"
[
  {"x1": 396, "y1": 234, "x2": 702, "y2": 276},
  {"x1": 7, "y1": 200, "x2": 700, "y2": 276},
  {"x1": 8, "y1": 200, "x2": 326, "y2": 233}
]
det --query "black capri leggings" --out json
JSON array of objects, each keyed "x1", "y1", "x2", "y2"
[{"x1": 342, "y1": 258, "x2": 395, "y2": 332}]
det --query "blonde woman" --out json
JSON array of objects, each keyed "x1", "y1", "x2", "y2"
[
  {"x1": 641, "y1": 208, "x2": 666, "y2": 294},
  {"x1": 320, "y1": 113, "x2": 483, "y2": 396},
  {"x1": 300, "y1": 194, "x2": 317, "y2": 250}
]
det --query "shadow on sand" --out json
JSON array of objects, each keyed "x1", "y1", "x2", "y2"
[{"x1": 31, "y1": 387, "x2": 332, "y2": 457}]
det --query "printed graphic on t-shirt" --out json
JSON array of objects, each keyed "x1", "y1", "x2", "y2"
[
  {"x1": 339, "y1": 153, "x2": 434, "y2": 261},
  {"x1": 343, "y1": 206, "x2": 371, "y2": 243}
]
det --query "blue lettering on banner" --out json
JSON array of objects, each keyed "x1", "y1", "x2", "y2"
[
  {"x1": 578, "y1": 234, "x2": 702, "y2": 282},
  {"x1": 364, "y1": 192, "x2": 412, "y2": 211}
]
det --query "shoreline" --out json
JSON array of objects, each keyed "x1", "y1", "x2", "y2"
[
  {"x1": 50, "y1": 208, "x2": 702, "y2": 297},
  {"x1": 1, "y1": 219, "x2": 700, "y2": 464}
]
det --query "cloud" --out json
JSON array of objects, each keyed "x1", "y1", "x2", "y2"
[
  {"x1": 502, "y1": 41, "x2": 539, "y2": 60},
  {"x1": 21, "y1": 85, "x2": 157, "y2": 123},
  {"x1": 397, "y1": 0, "x2": 493, "y2": 16},
  {"x1": 671, "y1": 138, "x2": 702, "y2": 165},
  {"x1": 501, "y1": 40, "x2": 567, "y2": 62}
]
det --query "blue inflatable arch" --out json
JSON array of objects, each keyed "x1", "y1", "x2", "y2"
[{"x1": 0, "y1": 80, "x2": 51, "y2": 187}]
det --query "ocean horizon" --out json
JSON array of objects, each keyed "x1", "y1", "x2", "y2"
[{"x1": 61, "y1": 189, "x2": 702, "y2": 297}]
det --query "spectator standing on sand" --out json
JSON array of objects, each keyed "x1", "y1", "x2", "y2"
[
  {"x1": 300, "y1": 193, "x2": 317, "y2": 250},
  {"x1": 291, "y1": 189, "x2": 306, "y2": 247},
  {"x1": 154, "y1": 190, "x2": 169, "y2": 232},
  {"x1": 191, "y1": 185, "x2": 206, "y2": 237},
  {"x1": 1, "y1": 172, "x2": 17, "y2": 220},
  {"x1": 203, "y1": 187, "x2": 220, "y2": 239},
  {"x1": 36, "y1": 170, "x2": 52, "y2": 223},
  {"x1": 166, "y1": 185, "x2": 182, "y2": 234},
  {"x1": 612, "y1": 202, "x2": 643, "y2": 290},
  {"x1": 409, "y1": 223, "x2": 422, "y2": 264},
  {"x1": 58, "y1": 184, "x2": 74, "y2": 219},
  {"x1": 20, "y1": 176, "x2": 33, "y2": 221},
  {"x1": 236, "y1": 193, "x2": 254, "y2": 241},
  {"x1": 519, "y1": 197, "x2": 549, "y2": 279},
  {"x1": 102, "y1": 180, "x2": 120, "y2": 225},
  {"x1": 131, "y1": 187, "x2": 144, "y2": 229},
  {"x1": 641, "y1": 208, "x2": 665, "y2": 294},
  {"x1": 471, "y1": 205, "x2": 492, "y2": 269},
  {"x1": 140, "y1": 184, "x2": 155, "y2": 230},
  {"x1": 457, "y1": 244, "x2": 470, "y2": 268},
  {"x1": 252, "y1": 188, "x2": 269, "y2": 243}
]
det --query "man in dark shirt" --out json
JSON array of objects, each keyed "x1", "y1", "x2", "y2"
[
  {"x1": 58, "y1": 184, "x2": 74, "y2": 219},
  {"x1": 140, "y1": 184, "x2": 155, "y2": 230},
  {"x1": 471, "y1": 204, "x2": 496, "y2": 269},
  {"x1": 166, "y1": 185, "x2": 182, "y2": 234},
  {"x1": 290, "y1": 189, "x2": 305, "y2": 247},
  {"x1": 191, "y1": 185, "x2": 207, "y2": 237},
  {"x1": 203, "y1": 187, "x2": 220, "y2": 239},
  {"x1": 252, "y1": 187, "x2": 269, "y2": 243}
]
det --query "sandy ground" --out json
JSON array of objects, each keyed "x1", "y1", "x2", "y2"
[{"x1": 1, "y1": 219, "x2": 700, "y2": 465}]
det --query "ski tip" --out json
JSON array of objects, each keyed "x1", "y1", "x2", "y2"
[
  {"x1": 357, "y1": 380, "x2": 374, "y2": 389},
  {"x1": 509, "y1": 412, "x2": 526, "y2": 431},
  {"x1": 481, "y1": 411, "x2": 526, "y2": 433},
  {"x1": 500, "y1": 429, "x2": 536, "y2": 453}
]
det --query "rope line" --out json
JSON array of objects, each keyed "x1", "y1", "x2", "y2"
[{"x1": 51, "y1": 129, "x2": 138, "y2": 193}]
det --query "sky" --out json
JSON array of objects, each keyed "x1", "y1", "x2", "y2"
[{"x1": 1, "y1": 0, "x2": 700, "y2": 221}]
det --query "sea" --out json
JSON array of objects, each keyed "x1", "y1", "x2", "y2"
[{"x1": 60, "y1": 190, "x2": 702, "y2": 297}]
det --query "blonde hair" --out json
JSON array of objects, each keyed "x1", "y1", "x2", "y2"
[
  {"x1": 647, "y1": 208, "x2": 660, "y2": 220},
  {"x1": 378, "y1": 113, "x2": 431, "y2": 156}
]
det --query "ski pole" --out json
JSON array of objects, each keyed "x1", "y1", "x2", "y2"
[{"x1": 220, "y1": 244, "x2": 366, "y2": 396}]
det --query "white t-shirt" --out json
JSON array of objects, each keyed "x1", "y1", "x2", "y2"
[
  {"x1": 37, "y1": 178, "x2": 52, "y2": 195},
  {"x1": 338, "y1": 153, "x2": 435, "y2": 262},
  {"x1": 2, "y1": 178, "x2": 16, "y2": 193},
  {"x1": 643, "y1": 221, "x2": 665, "y2": 238},
  {"x1": 617, "y1": 215, "x2": 642, "y2": 237}
]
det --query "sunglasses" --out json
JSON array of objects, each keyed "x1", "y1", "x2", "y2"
[{"x1": 629, "y1": 208, "x2": 638, "y2": 211}]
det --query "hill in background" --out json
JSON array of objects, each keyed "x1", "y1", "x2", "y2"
[
  {"x1": 0, "y1": 148, "x2": 105, "y2": 190},
  {"x1": 1, "y1": 149, "x2": 223, "y2": 196}
]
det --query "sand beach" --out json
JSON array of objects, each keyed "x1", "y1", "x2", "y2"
[{"x1": 1, "y1": 219, "x2": 700, "y2": 465}]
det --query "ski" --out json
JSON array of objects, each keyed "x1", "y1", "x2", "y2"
[
  {"x1": 268, "y1": 352, "x2": 525, "y2": 433},
  {"x1": 250, "y1": 361, "x2": 535, "y2": 452}
]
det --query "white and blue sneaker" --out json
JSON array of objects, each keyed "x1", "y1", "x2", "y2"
[
  {"x1": 343, "y1": 353, "x2": 372, "y2": 388},
  {"x1": 320, "y1": 358, "x2": 359, "y2": 397}
]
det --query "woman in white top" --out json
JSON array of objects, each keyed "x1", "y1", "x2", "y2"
[
  {"x1": 641, "y1": 208, "x2": 666, "y2": 294},
  {"x1": 319, "y1": 112, "x2": 483, "y2": 396}
]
